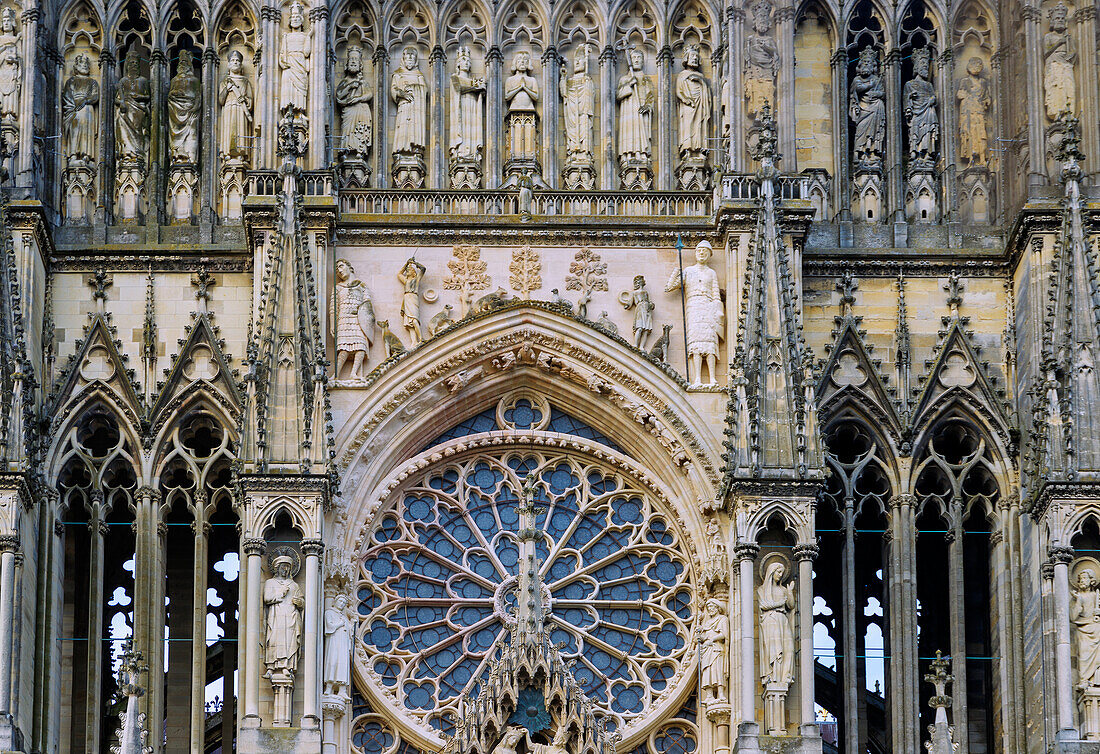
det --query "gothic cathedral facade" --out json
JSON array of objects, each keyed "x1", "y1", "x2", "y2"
[{"x1": 0, "y1": 0, "x2": 1095, "y2": 752}]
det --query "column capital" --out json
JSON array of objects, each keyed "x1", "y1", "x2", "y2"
[
  {"x1": 243, "y1": 537, "x2": 267, "y2": 556},
  {"x1": 792, "y1": 543, "x2": 819, "y2": 562},
  {"x1": 1049, "y1": 545, "x2": 1075, "y2": 565},
  {"x1": 429, "y1": 45, "x2": 445, "y2": 64},
  {"x1": 734, "y1": 542, "x2": 759, "y2": 561},
  {"x1": 657, "y1": 45, "x2": 673, "y2": 64},
  {"x1": 136, "y1": 485, "x2": 162, "y2": 504},
  {"x1": 1042, "y1": 561, "x2": 1056, "y2": 581},
  {"x1": 301, "y1": 538, "x2": 325, "y2": 557},
  {"x1": 487, "y1": 45, "x2": 503, "y2": 64},
  {"x1": 0, "y1": 534, "x2": 19, "y2": 553}
]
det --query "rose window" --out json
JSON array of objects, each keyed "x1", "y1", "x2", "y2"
[{"x1": 356, "y1": 446, "x2": 695, "y2": 741}]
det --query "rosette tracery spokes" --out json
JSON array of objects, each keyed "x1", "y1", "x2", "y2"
[{"x1": 357, "y1": 449, "x2": 695, "y2": 736}]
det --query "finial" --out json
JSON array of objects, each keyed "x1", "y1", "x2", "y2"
[
  {"x1": 88, "y1": 267, "x2": 113, "y2": 313},
  {"x1": 191, "y1": 266, "x2": 216, "y2": 313}
]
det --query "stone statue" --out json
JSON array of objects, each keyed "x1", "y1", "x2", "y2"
[
  {"x1": 676, "y1": 45, "x2": 711, "y2": 159},
  {"x1": 665, "y1": 240, "x2": 724, "y2": 385},
  {"x1": 330, "y1": 259, "x2": 375, "y2": 380},
  {"x1": 1073, "y1": 569, "x2": 1100, "y2": 689},
  {"x1": 850, "y1": 46, "x2": 886, "y2": 170},
  {"x1": 280, "y1": 1, "x2": 311, "y2": 114},
  {"x1": 617, "y1": 48, "x2": 654, "y2": 161},
  {"x1": 398, "y1": 257, "x2": 425, "y2": 343},
  {"x1": 621, "y1": 275, "x2": 654, "y2": 350},
  {"x1": 504, "y1": 51, "x2": 539, "y2": 160},
  {"x1": 449, "y1": 45, "x2": 485, "y2": 162},
  {"x1": 167, "y1": 50, "x2": 201, "y2": 164},
  {"x1": 758, "y1": 561, "x2": 795, "y2": 686},
  {"x1": 218, "y1": 50, "x2": 254, "y2": 160},
  {"x1": 61, "y1": 54, "x2": 99, "y2": 164},
  {"x1": 561, "y1": 44, "x2": 594, "y2": 162},
  {"x1": 744, "y1": 0, "x2": 779, "y2": 120},
  {"x1": 323, "y1": 594, "x2": 353, "y2": 698},
  {"x1": 264, "y1": 555, "x2": 304, "y2": 677},
  {"x1": 956, "y1": 57, "x2": 990, "y2": 166},
  {"x1": 531, "y1": 726, "x2": 570, "y2": 754},
  {"x1": 0, "y1": 8, "x2": 20, "y2": 123},
  {"x1": 1044, "y1": 2, "x2": 1076, "y2": 120},
  {"x1": 391, "y1": 47, "x2": 428, "y2": 157},
  {"x1": 115, "y1": 51, "x2": 150, "y2": 161},
  {"x1": 335, "y1": 46, "x2": 373, "y2": 157},
  {"x1": 904, "y1": 47, "x2": 938, "y2": 165},
  {"x1": 699, "y1": 598, "x2": 728, "y2": 705},
  {"x1": 494, "y1": 726, "x2": 530, "y2": 754}
]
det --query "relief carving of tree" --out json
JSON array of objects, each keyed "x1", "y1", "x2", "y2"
[
  {"x1": 509, "y1": 246, "x2": 542, "y2": 299},
  {"x1": 443, "y1": 244, "x2": 490, "y2": 316},
  {"x1": 565, "y1": 246, "x2": 608, "y2": 318}
]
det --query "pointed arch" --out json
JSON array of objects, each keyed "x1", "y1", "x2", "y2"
[
  {"x1": 495, "y1": 0, "x2": 547, "y2": 52},
  {"x1": 667, "y1": 0, "x2": 720, "y2": 52},
  {"x1": 58, "y1": 0, "x2": 104, "y2": 54},
  {"x1": 610, "y1": 0, "x2": 663, "y2": 52},
  {"x1": 440, "y1": 0, "x2": 492, "y2": 48},
  {"x1": 552, "y1": 0, "x2": 606, "y2": 48},
  {"x1": 382, "y1": 0, "x2": 434, "y2": 50},
  {"x1": 212, "y1": 0, "x2": 259, "y2": 40}
]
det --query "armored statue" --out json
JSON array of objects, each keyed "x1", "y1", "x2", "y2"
[
  {"x1": 956, "y1": 57, "x2": 991, "y2": 166},
  {"x1": 61, "y1": 54, "x2": 99, "y2": 165},
  {"x1": 167, "y1": 50, "x2": 201, "y2": 164},
  {"x1": 0, "y1": 8, "x2": 20, "y2": 123},
  {"x1": 904, "y1": 47, "x2": 938, "y2": 165},
  {"x1": 331, "y1": 259, "x2": 376, "y2": 380},
  {"x1": 744, "y1": 0, "x2": 779, "y2": 120},
  {"x1": 850, "y1": 46, "x2": 886, "y2": 170},
  {"x1": 676, "y1": 44, "x2": 711, "y2": 159},
  {"x1": 665, "y1": 240, "x2": 724, "y2": 385},
  {"x1": 115, "y1": 50, "x2": 150, "y2": 161},
  {"x1": 280, "y1": 1, "x2": 311, "y2": 114},
  {"x1": 218, "y1": 50, "x2": 254, "y2": 160},
  {"x1": 335, "y1": 46, "x2": 373, "y2": 158}
]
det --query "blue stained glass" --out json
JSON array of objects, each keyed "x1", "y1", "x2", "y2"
[
  {"x1": 429, "y1": 712, "x2": 458, "y2": 737},
  {"x1": 647, "y1": 663, "x2": 675, "y2": 691},
  {"x1": 667, "y1": 590, "x2": 694, "y2": 620},
  {"x1": 422, "y1": 406, "x2": 627, "y2": 455},
  {"x1": 504, "y1": 399, "x2": 542, "y2": 429},
  {"x1": 353, "y1": 721, "x2": 394, "y2": 753},
  {"x1": 423, "y1": 409, "x2": 499, "y2": 450},
  {"x1": 440, "y1": 658, "x2": 478, "y2": 698},
  {"x1": 654, "y1": 726, "x2": 697, "y2": 754},
  {"x1": 358, "y1": 587, "x2": 381, "y2": 614},
  {"x1": 403, "y1": 681, "x2": 435, "y2": 710},
  {"x1": 611, "y1": 683, "x2": 645, "y2": 714},
  {"x1": 547, "y1": 409, "x2": 624, "y2": 453},
  {"x1": 375, "y1": 659, "x2": 400, "y2": 686}
]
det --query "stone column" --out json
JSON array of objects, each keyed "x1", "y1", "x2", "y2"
[
  {"x1": 241, "y1": 536, "x2": 266, "y2": 726},
  {"x1": 189, "y1": 509, "x2": 211, "y2": 749},
  {"x1": 200, "y1": 47, "x2": 218, "y2": 224},
  {"x1": 542, "y1": 47, "x2": 559, "y2": 187},
  {"x1": 8, "y1": 551, "x2": 22, "y2": 722},
  {"x1": 841, "y1": 499, "x2": 859, "y2": 754},
  {"x1": 84, "y1": 510, "x2": 107, "y2": 754},
  {"x1": 132, "y1": 486, "x2": 162, "y2": 744},
  {"x1": 939, "y1": 49, "x2": 958, "y2": 225},
  {"x1": 1020, "y1": 2, "x2": 1045, "y2": 190},
  {"x1": 775, "y1": 3, "x2": 796, "y2": 162},
  {"x1": 1072, "y1": 5, "x2": 1099, "y2": 182},
  {"x1": 148, "y1": 48, "x2": 165, "y2": 226},
  {"x1": 485, "y1": 46, "x2": 503, "y2": 189},
  {"x1": 728, "y1": 5, "x2": 745, "y2": 172},
  {"x1": 96, "y1": 49, "x2": 115, "y2": 228},
  {"x1": 15, "y1": 5, "x2": 39, "y2": 184},
  {"x1": 430, "y1": 45, "x2": 445, "y2": 189},
  {"x1": 657, "y1": 45, "x2": 672, "y2": 190},
  {"x1": 884, "y1": 47, "x2": 905, "y2": 242},
  {"x1": 947, "y1": 510, "x2": 969, "y2": 754},
  {"x1": 0, "y1": 534, "x2": 18, "y2": 716},
  {"x1": 890, "y1": 493, "x2": 921, "y2": 754},
  {"x1": 735, "y1": 542, "x2": 759, "y2": 723},
  {"x1": 1050, "y1": 545, "x2": 1078, "y2": 737},
  {"x1": 793, "y1": 543, "x2": 818, "y2": 733},
  {"x1": 309, "y1": 4, "x2": 328, "y2": 169},
  {"x1": 302, "y1": 538, "x2": 324, "y2": 729},
  {"x1": 373, "y1": 48, "x2": 389, "y2": 187},
  {"x1": 599, "y1": 45, "x2": 615, "y2": 189},
  {"x1": 259, "y1": 5, "x2": 281, "y2": 166},
  {"x1": 834, "y1": 47, "x2": 852, "y2": 232}
]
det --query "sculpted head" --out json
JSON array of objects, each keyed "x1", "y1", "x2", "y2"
[
  {"x1": 334, "y1": 594, "x2": 349, "y2": 610},
  {"x1": 629, "y1": 47, "x2": 644, "y2": 71},
  {"x1": 694, "y1": 240, "x2": 713, "y2": 264},
  {"x1": 74, "y1": 53, "x2": 91, "y2": 76},
  {"x1": 228, "y1": 49, "x2": 244, "y2": 73},
  {"x1": 1079, "y1": 569, "x2": 1097, "y2": 590},
  {"x1": 345, "y1": 45, "x2": 363, "y2": 73},
  {"x1": 912, "y1": 46, "x2": 931, "y2": 79},
  {"x1": 1049, "y1": 2, "x2": 1067, "y2": 30},
  {"x1": 456, "y1": 45, "x2": 472, "y2": 72},
  {"x1": 705, "y1": 598, "x2": 723, "y2": 617},
  {"x1": 335, "y1": 258, "x2": 354, "y2": 281},
  {"x1": 177, "y1": 49, "x2": 194, "y2": 77},
  {"x1": 573, "y1": 43, "x2": 589, "y2": 73},
  {"x1": 512, "y1": 50, "x2": 530, "y2": 73},
  {"x1": 684, "y1": 44, "x2": 700, "y2": 69},
  {"x1": 272, "y1": 555, "x2": 294, "y2": 578},
  {"x1": 857, "y1": 46, "x2": 878, "y2": 77},
  {"x1": 633, "y1": 274, "x2": 645, "y2": 290},
  {"x1": 765, "y1": 561, "x2": 786, "y2": 583},
  {"x1": 1, "y1": 8, "x2": 15, "y2": 33},
  {"x1": 402, "y1": 46, "x2": 419, "y2": 70},
  {"x1": 124, "y1": 50, "x2": 140, "y2": 77},
  {"x1": 966, "y1": 56, "x2": 984, "y2": 77},
  {"x1": 289, "y1": 1, "x2": 305, "y2": 29},
  {"x1": 753, "y1": 0, "x2": 773, "y2": 33}
]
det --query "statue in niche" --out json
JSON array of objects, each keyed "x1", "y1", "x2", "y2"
[
  {"x1": 617, "y1": 48, "x2": 654, "y2": 162},
  {"x1": 721, "y1": 77, "x2": 731, "y2": 137},
  {"x1": 218, "y1": 50, "x2": 254, "y2": 160},
  {"x1": 0, "y1": 8, "x2": 20, "y2": 123},
  {"x1": 850, "y1": 46, "x2": 886, "y2": 170},
  {"x1": 561, "y1": 44, "x2": 594, "y2": 162},
  {"x1": 699, "y1": 598, "x2": 728, "y2": 705},
  {"x1": 280, "y1": 1, "x2": 311, "y2": 114},
  {"x1": 504, "y1": 51, "x2": 539, "y2": 160},
  {"x1": 335, "y1": 45, "x2": 373, "y2": 158},
  {"x1": 493, "y1": 727, "x2": 530, "y2": 754},
  {"x1": 1072, "y1": 568, "x2": 1100, "y2": 689},
  {"x1": 956, "y1": 57, "x2": 990, "y2": 166},
  {"x1": 665, "y1": 240, "x2": 724, "y2": 386},
  {"x1": 323, "y1": 594, "x2": 353, "y2": 698},
  {"x1": 115, "y1": 50, "x2": 150, "y2": 161},
  {"x1": 398, "y1": 257, "x2": 425, "y2": 343},
  {"x1": 330, "y1": 258, "x2": 375, "y2": 381},
  {"x1": 61, "y1": 54, "x2": 99, "y2": 165},
  {"x1": 620, "y1": 275, "x2": 654, "y2": 350},
  {"x1": 1043, "y1": 2, "x2": 1076, "y2": 120},
  {"x1": 904, "y1": 47, "x2": 938, "y2": 165},
  {"x1": 758, "y1": 561, "x2": 795, "y2": 686},
  {"x1": 676, "y1": 44, "x2": 711, "y2": 159},
  {"x1": 264, "y1": 555, "x2": 304, "y2": 678},
  {"x1": 744, "y1": 0, "x2": 779, "y2": 120},
  {"x1": 391, "y1": 47, "x2": 428, "y2": 158},
  {"x1": 449, "y1": 45, "x2": 485, "y2": 162},
  {"x1": 167, "y1": 50, "x2": 201, "y2": 164}
]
